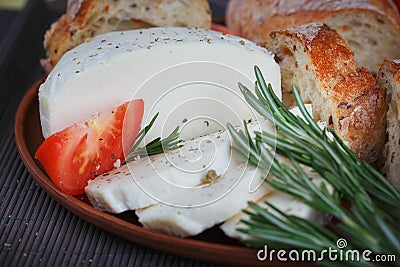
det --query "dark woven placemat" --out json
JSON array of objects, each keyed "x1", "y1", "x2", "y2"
[{"x1": 0, "y1": 0, "x2": 230, "y2": 266}]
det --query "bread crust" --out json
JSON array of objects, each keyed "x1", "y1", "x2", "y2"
[
  {"x1": 226, "y1": 0, "x2": 400, "y2": 73},
  {"x1": 42, "y1": 0, "x2": 211, "y2": 72},
  {"x1": 227, "y1": 0, "x2": 400, "y2": 42},
  {"x1": 377, "y1": 59, "x2": 400, "y2": 190},
  {"x1": 267, "y1": 22, "x2": 386, "y2": 162},
  {"x1": 381, "y1": 59, "x2": 400, "y2": 80}
]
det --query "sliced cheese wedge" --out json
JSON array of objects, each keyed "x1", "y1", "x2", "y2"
[
  {"x1": 135, "y1": 163, "x2": 272, "y2": 237},
  {"x1": 85, "y1": 121, "x2": 272, "y2": 213},
  {"x1": 220, "y1": 177, "x2": 331, "y2": 241},
  {"x1": 39, "y1": 27, "x2": 281, "y2": 139}
]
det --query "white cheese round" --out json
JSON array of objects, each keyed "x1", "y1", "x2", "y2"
[{"x1": 39, "y1": 27, "x2": 281, "y2": 139}]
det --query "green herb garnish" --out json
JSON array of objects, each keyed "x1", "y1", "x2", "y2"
[
  {"x1": 228, "y1": 66, "x2": 400, "y2": 265},
  {"x1": 124, "y1": 112, "x2": 182, "y2": 163}
]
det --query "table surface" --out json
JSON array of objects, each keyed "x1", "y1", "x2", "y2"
[{"x1": 0, "y1": 0, "x2": 233, "y2": 266}]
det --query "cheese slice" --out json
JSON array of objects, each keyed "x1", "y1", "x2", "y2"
[
  {"x1": 85, "y1": 120, "x2": 272, "y2": 213},
  {"x1": 135, "y1": 163, "x2": 272, "y2": 237},
  {"x1": 38, "y1": 27, "x2": 281, "y2": 139},
  {"x1": 220, "y1": 176, "x2": 331, "y2": 241}
]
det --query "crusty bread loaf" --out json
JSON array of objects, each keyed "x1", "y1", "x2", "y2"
[
  {"x1": 267, "y1": 22, "x2": 386, "y2": 163},
  {"x1": 42, "y1": 0, "x2": 211, "y2": 72},
  {"x1": 226, "y1": 0, "x2": 400, "y2": 74},
  {"x1": 377, "y1": 59, "x2": 400, "y2": 191}
]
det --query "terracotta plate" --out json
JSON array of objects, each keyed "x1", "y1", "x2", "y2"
[{"x1": 14, "y1": 78, "x2": 293, "y2": 267}]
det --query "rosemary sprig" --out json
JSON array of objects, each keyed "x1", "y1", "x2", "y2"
[
  {"x1": 229, "y1": 66, "x2": 400, "y2": 265},
  {"x1": 124, "y1": 112, "x2": 182, "y2": 163}
]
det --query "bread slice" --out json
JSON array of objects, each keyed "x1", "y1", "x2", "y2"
[
  {"x1": 266, "y1": 22, "x2": 386, "y2": 163},
  {"x1": 226, "y1": 0, "x2": 400, "y2": 74},
  {"x1": 377, "y1": 59, "x2": 400, "y2": 191},
  {"x1": 42, "y1": 0, "x2": 211, "y2": 72}
]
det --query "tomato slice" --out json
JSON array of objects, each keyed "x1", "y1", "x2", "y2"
[{"x1": 35, "y1": 99, "x2": 144, "y2": 195}]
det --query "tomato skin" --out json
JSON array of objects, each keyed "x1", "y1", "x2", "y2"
[
  {"x1": 211, "y1": 23, "x2": 236, "y2": 35},
  {"x1": 35, "y1": 99, "x2": 144, "y2": 195},
  {"x1": 395, "y1": 0, "x2": 400, "y2": 12}
]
